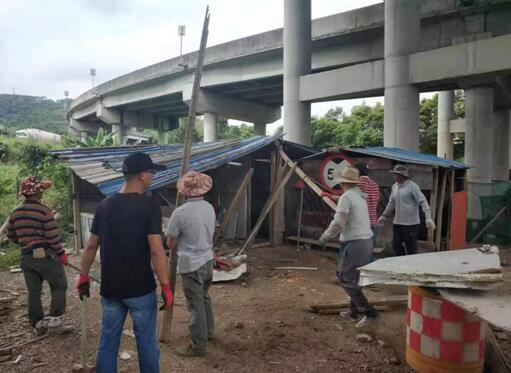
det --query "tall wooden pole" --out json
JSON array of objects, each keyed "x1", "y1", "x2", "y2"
[{"x1": 159, "y1": 6, "x2": 210, "y2": 343}]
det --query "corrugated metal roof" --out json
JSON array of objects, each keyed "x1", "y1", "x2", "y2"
[
  {"x1": 299, "y1": 146, "x2": 468, "y2": 169},
  {"x1": 51, "y1": 136, "x2": 282, "y2": 196}
]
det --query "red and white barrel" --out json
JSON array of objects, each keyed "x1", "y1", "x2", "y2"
[{"x1": 406, "y1": 286, "x2": 486, "y2": 373}]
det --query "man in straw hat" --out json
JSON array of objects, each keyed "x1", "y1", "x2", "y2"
[
  {"x1": 378, "y1": 164, "x2": 435, "y2": 256},
  {"x1": 78, "y1": 152, "x2": 173, "y2": 373},
  {"x1": 166, "y1": 171, "x2": 216, "y2": 357},
  {"x1": 7, "y1": 176, "x2": 70, "y2": 336},
  {"x1": 319, "y1": 166, "x2": 378, "y2": 328}
]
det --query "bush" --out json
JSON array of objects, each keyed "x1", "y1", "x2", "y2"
[{"x1": 0, "y1": 243, "x2": 21, "y2": 268}]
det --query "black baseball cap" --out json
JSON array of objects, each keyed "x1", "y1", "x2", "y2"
[
  {"x1": 354, "y1": 161, "x2": 369, "y2": 176},
  {"x1": 122, "y1": 152, "x2": 167, "y2": 175}
]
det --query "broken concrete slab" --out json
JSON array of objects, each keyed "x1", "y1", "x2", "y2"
[
  {"x1": 213, "y1": 263, "x2": 247, "y2": 283},
  {"x1": 359, "y1": 247, "x2": 502, "y2": 290},
  {"x1": 439, "y1": 288, "x2": 511, "y2": 332}
]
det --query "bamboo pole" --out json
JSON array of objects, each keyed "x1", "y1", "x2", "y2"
[
  {"x1": 296, "y1": 188, "x2": 304, "y2": 250},
  {"x1": 435, "y1": 168, "x2": 448, "y2": 251},
  {"x1": 428, "y1": 168, "x2": 438, "y2": 244},
  {"x1": 159, "y1": 6, "x2": 210, "y2": 343}
]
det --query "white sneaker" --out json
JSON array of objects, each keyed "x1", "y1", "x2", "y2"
[
  {"x1": 46, "y1": 316, "x2": 73, "y2": 335},
  {"x1": 33, "y1": 319, "x2": 48, "y2": 336},
  {"x1": 355, "y1": 315, "x2": 379, "y2": 329}
]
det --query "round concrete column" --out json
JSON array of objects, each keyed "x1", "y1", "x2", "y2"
[
  {"x1": 203, "y1": 112, "x2": 218, "y2": 142},
  {"x1": 80, "y1": 131, "x2": 88, "y2": 142},
  {"x1": 112, "y1": 124, "x2": 125, "y2": 145},
  {"x1": 157, "y1": 129, "x2": 167, "y2": 145},
  {"x1": 492, "y1": 109, "x2": 510, "y2": 181},
  {"x1": 283, "y1": 0, "x2": 311, "y2": 145},
  {"x1": 254, "y1": 122, "x2": 266, "y2": 136},
  {"x1": 383, "y1": 0, "x2": 420, "y2": 150},
  {"x1": 465, "y1": 86, "x2": 494, "y2": 183},
  {"x1": 437, "y1": 91, "x2": 455, "y2": 159}
]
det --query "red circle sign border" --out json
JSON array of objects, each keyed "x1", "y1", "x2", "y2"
[{"x1": 319, "y1": 153, "x2": 355, "y2": 195}]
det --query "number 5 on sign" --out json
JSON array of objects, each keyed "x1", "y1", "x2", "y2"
[{"x1": 319, "y1": 154, "x2": 354, "y2": 195}]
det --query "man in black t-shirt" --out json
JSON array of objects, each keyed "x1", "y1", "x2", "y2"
[{"x1": 77, "y1": 153, "x2": 173, "y2": 373}]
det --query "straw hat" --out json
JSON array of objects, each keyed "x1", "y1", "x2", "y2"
[
  {"x1": 177, "y1": 171, "x2": 212, "y2": 197},
  {"x1": 390, "y1": 164, "x2": 410, "y2": 178},
  {"x1": 336, "y1": 166, "x2": 360, "y2": 184}
]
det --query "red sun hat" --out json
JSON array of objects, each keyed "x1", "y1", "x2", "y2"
[{"x1": 20, "y1": 176, "x2": 53, "y2": 196}]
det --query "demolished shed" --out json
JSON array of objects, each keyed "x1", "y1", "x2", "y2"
[{"x1": 50, "y1": 136, "x2": 316, "y2": 253}]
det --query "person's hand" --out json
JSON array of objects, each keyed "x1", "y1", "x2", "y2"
[
  {"x1": 318, "y1": 234, "x2": 327, "y2": 246},
  {"x1": 377, "y1": 216, "x2": 386, "y2": 227},
  {"x1": 320, "y1": 192, "x2": 333, "y2": 199},
  {"x1": 76, "y1": 274, "x2": 90, "y2": 300},
  {"x1": 159, "y1": 284, "x2": 174, "y2": 311},
  {"x1": 426, "y1": 218, "x2": 436, "y2": 231},
  {"x1": 58, "y1": 253, "x2": 68, "y2": 266}
]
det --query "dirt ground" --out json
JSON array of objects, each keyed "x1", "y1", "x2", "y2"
[{"x1": 0, "y1": 245, "x2": 509, "y2": 373}]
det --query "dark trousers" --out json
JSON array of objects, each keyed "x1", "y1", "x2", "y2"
[
  {"x1": 392, "y1": 224, "x2": 419, "y2": 256},
  {"x1": 20, "y1": 251, "x2": 67, "y2": 327},
  {"x1": 337, "y1": 239, "x2": 378, "y2": 317},
  {"x1": 181, "y1": 260, "x2": 215, "y2": 352}
]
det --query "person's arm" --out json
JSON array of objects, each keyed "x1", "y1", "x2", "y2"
[
  {"x1": 381, "y1": 184, "x2": 396, "y2": 218},
  {"x1": 166, "y1": 237, "x2": 177, "y2": 251},
  {"x1": 149, "y1": 235, "x2": 169, "y2": 286},
  {"x1": 43, "y1": 209, "x2": 65, "y2": 256},
  {"x1": 412, "y1": 183, "x2": 435, "y2": 229},
  {"x1": 6, "y1": 217, "x2": 18, "y2": 243},
  {"x1": 320, "y1": 197, "x2": 349, "y2": 241}
]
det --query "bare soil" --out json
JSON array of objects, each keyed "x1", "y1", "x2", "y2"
[{"x1": 0, "y1": 245, "x2": 509, "y2": 373}]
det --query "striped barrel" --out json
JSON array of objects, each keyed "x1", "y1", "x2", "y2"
[{"x1": 406, "y1": 286, "x2": 486, "y2": 373}]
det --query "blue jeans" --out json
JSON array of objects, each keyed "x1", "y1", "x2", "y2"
[{"x1": 96, "y1": 290, "x2": 159, "y2": 373}]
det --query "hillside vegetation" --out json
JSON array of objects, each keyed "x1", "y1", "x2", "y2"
[{"x1": 0, "y1": 94, "x2": 71, "y2": 135}]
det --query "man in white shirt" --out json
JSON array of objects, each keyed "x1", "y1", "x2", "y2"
[
  {"x1": 319, "y1": 166, "x2": 378, "y2": 328},
  {"x1": 166, "y1": 171, "x2": 216, "y2": 357},
  {"x1": 378, "y1": 165, "x2": 435, "y2": 256}
]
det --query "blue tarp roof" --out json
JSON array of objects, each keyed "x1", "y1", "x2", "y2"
[{"x1": 52, "y1": 135, "x2": 289, "y2": 196}]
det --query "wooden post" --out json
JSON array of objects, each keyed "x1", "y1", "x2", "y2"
[
  {"x1": 446, "y1": 169, "x2": 455, "y2": 250},
  {"x1": 296, "y1": 188, "x2": 304, "y2": 250},
  {"x1": 428, "y1": 168, "x2": 438, "y2": 244},
  {"x1": 159, "y1": 6, "x2": 210, "y2": 343},
  {"x1": 213, "y1": 168, "x2": 254, "y2": 245},
  {"x1": 71, "y1": 172, "x2": 82, "y2": 254},
  {"x1": 80, "y1": 297, "x2": 88, "y2": 369},
  {"x1": 435, "y1": 168, "x2": 448, "y2": 251},
  {"x1": 237, "y1": 163, "x2": 296, "y2": 255},
  {"x1": 272, "y1": 145, "x2": 286, "y2": 246}
]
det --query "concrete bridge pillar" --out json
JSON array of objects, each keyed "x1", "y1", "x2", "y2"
[
  {"x1": 465, "y1": 86, "x2": 494, "y2": 183},
  {"x1": 80, "y1": 132, "x2": 88, "y2": 142},
  {"x1": 492, "y1": 109, "x2": 510, "y2": 181},
  {"x1": 203, "y1": 112, "x2": 218, "y2": 142},
  {"x1": 157, "y1": 129, "x2": 168, "y2": 145},
  {"x1": 283, "y1": 0, "x2": 311, "y2": 145},
  {"x1": 383, "y1": 0, "x2": 420, "y2": 150},
  {"x1": 254, "y1": 122, "x2": 266, "y2": 136},
  {"x1": 112, "y1": 124, "x2": 126, "y2": 146},
  {"x1": 437, "y1": 91, "x2": 455, "y2": 159}
]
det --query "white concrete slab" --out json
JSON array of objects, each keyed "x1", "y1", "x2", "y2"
[
  {"x1": 213, "y1": 263, "x2": 247, "y2": 283},
  {"x1": 439, "y1": 288, "x2": 511, "y2": 332}
]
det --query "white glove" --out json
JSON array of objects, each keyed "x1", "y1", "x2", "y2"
[
  {"x1": 426, "y1": 218, "x2": 436, "y2": 231},
  {"x1": 377, "y1": 216, "x2": 386, "y2": 227}
]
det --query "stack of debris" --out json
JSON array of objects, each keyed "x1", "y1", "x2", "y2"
[
  {"x1": 359, "y1": 246, "x2": 503, "y2": 290},
  {"x1": 0, "y1": 296, "x2": 13, "y2": 318}
]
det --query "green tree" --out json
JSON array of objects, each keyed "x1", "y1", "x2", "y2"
[{"x1": 62, "y1": 128, "x2": 117, "y2": 148}]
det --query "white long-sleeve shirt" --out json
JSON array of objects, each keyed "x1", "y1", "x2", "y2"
[{"x1": 382, "y1": 179, "x2": 431, "y2": 225}]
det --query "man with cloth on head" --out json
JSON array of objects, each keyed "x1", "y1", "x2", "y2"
[
  {"x1": 166, "y1": 171, "x2": 216, "y2": 357},
  {"x1": 77, "y1": 152, "x2": 173, "y2": 373},
  {"x1": 7, "y1": 176, "x2": 70, "y2": 336},
  {"x1": 378, "y1": 164, "x2": 435, "y2": 256},
  {"x1": 319, "y1": 166, "x2": 378, "y2": 328}
]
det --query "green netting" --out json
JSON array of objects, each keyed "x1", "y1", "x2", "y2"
[{"x1": 466, "y1": 181, "x2": 511, "y2": 245}]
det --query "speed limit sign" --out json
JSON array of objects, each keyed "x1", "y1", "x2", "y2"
[{"x1": 319, "y1": 154, "x2": 354, "y2": 195}]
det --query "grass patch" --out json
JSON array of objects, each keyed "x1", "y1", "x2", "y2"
[{"x1": 0, "y1": 242, "x2": 20, "y2": 268}]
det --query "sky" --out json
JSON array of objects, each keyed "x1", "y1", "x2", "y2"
[{"x1": 0, "y1": 0, "x2": 386, "y2": 133}]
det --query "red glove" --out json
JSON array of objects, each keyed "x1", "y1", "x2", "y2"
[
  {"x1": 320, "y1": 192, "x2": 333, "y2": 199},
  {"x1": 159, "y1": 284, "x2": 174, "y2": 311},
  {"x1": 58, "y1": 253, "x2": 68, "y2": 266},
  {"x1": 76, "y1": 274, "x2": 90, "y2": 300}
]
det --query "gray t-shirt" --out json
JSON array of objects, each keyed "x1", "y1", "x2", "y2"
[
  {"x1": 323, "y1": 187, "x2": 373, "y2": 242},
  {"x1": 382, "y1": 179, "x2": 431, "y2": 225},
  {"x1": 165, "y1": 197, "x2": 216, "y2": 274}
]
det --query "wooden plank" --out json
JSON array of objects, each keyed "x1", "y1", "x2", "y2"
[
  {"x1": 286, "y1": 236, "x2": 339, "y2": 249},
  {"x1": 310, "y1": 295, "x2": 408, "y2": 311},
  {"x1": 486, "y1": 329, "x2": 511, "y2": 373},
  {"x1": 470, "y1": 204, "x2": 509, "y2": 244},
  {"x1": 446, "y1": 169, "x2": 455, "y2": 250},
  {"x1": 279, "y1": 150, "x2": 337, "y2": 211},
  {"x1": 213, "y1": 168, "x2": 254, "y2": 245},
  {"x1": 160, "y1": 6, "x2": 210, "y2": 343},
  {"x1": 428, "y1": 167, "x2": 438, "y2": 244},
  {"x1": 71, "y1": 172, "x2": 82, "y2": 254},
  {"x1": 296, "y1": 188, "x2": 304, "y2": 250},
  {"x1": 273, "y1": 146, "x2": 286, "y2": 246},
  {"x1": 435, "y1": 168, "x2": 448, "y2": 251},
  {"x1": 450, "y1": 191, "x2": 468, "y2": 249},
  {"x1": 237, "y1": 163, "x2": 296, "y2": 255},
  {"x1": 317, "y1": 305, "x2": 390, "y2": 315}
]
